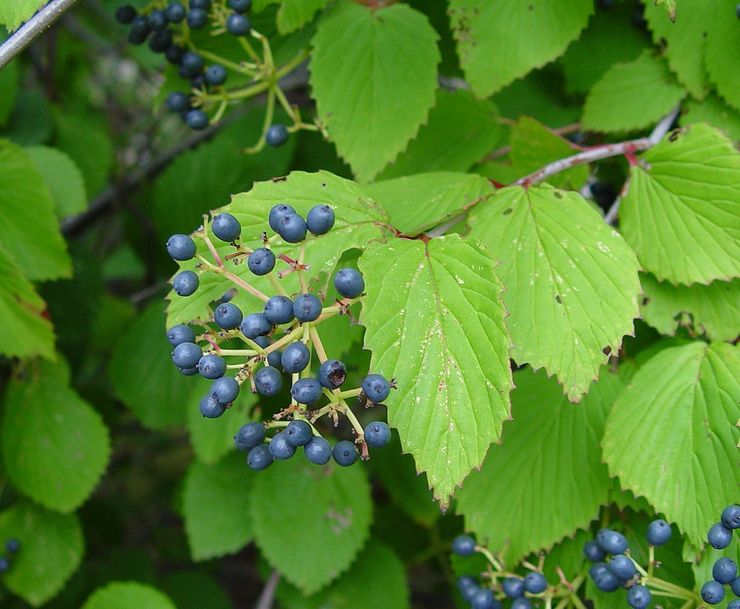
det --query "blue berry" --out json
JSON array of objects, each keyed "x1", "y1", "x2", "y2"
[
  {"x1": 728, "y1": 600, "x2": 740, "y2": 609},
  {"x1": 589, "y1": 562, "x2": 609, "y2": 580},
  {"x1": 211, "y1": 376, "x2": 239, "y2": 404},
  {"x1": 502, "y1": 578, "x2": 524, "y2": 598},
  {"x1": 0, "y1": 557, "x2": 9, "y2": 573},
  {"x1": 364, "y1": 421, "x2": 390, "y2": 448},
  {"x1": 173, "y1": 270, "x2": 199, "y2": 296},
  {"x1": 306, "y1": 204, "x2": 335, "y2": 235},
  {"x1": 165, "y1": 234, "x2": 196, "y2": 260},
  {"x1": 584, "y1": 540, "x2": 606, "y2": 562},
  {"x1": 182, "y1": 51, "x2": 204, "y2": 74},
  {"x1": 267, "y1": 350, "x2": 282, "y2": 369},
  {"x1": 281, "y1": 342, "x2": 310, "y2": 373},
  {"x1": 278, "y1": 213, "x2": 307, "y2": 243},
  {"x1": 524, "y1": 572, "x2": 548, "y2": 593},
  {"x1": 334, "y1": 268, "x2": 364, "y2": 298},
  {"x1": 148, "y1": 9, "x2": 168, "y2": 30},
  {"x1": 241, "y1": 313, "x2": 272, "y2": 339},
  {"x1": 362, "y1": 374, "x2": 390, "y2": 403},
  {"x1": 593, "y1": 569, "x2": 621, "y2": 592},
  {"x1": 713, "y1": 557, "x2": 737, "y2": 584},
  {"x1": 291, "y1": 378, "x2": 322, "y2": 404},
  {"x1": 234, "y1": 422, "x2": 265, "y2": 451},
  {"x1": 228, "y1": 0, "x2": 251, "y2": 13},
  {"x1": 627, "y1": 584, "x2": 651, "y2": 609},
  {"x1": 227, "y1": 13, "x2": 250, "y2": 35},
  {"x1": 253, "y1": 335, "x2": 270, "y2": 348},
  {"x1": 333, "y1": 440, "x2": 358, "y2": 466},
  {"x1": 186, "y1": 8, "x2": 207, "y2": 28},
  {"x1": 597, "y1": 529, "x2": 628, "y2": 554},
  {"x1": 215, "y1": 303, "x2": 243, "y2": 329},
  {"x1": 205, "y1": 64, "x2": 227, "y2": 86},
  {"x1": 247, "y1": 444, "x2": 273, "y2": 470},
  {"x1": 722, "y1": 504, "x2": 740, "y2": 530},
  {"x1": 269, "y1": 431, "x2": 296, "y2": 460},
  {"x1": 701, "y1": 580, "x2": 725, "y2": 605},
  {"x1": 285, "y1": 420, "x2": 313, "y2": 447},
  {"x1": 115, "y1": 5, "x2": 137, "y2": 24},
  {"x1": 708, "y1": 523, "x2": 732, "y2": 549},
  {"x1": 511, "y1": 598, "x2": 532, "y2": 609},
  {"x1": 318, "y1": 359, "x2": 346, "y2": 389},
  {"x1": 471, "y1": 589, "x2": 495, "y2": 609},
  {"x1": 5, "y1": 539, "x2": 20, "y2": 554},
  {"x1": 172, "y1": 342, "x2": 201, "y2": 368},
  {"x1": 212, "y1": 213, "x2": 241, "y2": 241},
  {"x1": 265, "y1": 124, "x2": 289, "y2": 147},
  {"x1": 254, "y1": 366, "x2": 282, "y2": 396},
  {"x1": 268, "y1": 204, "x2": 296, "y2": 232},
  {"x1": 646, "y1": 519, "x2": 672, "y2": 546},
  {"x1": 167, "y1": 324, "x2": 195, "y2": 346},
  {"x1": 185, "y1": 109, "x2": 209, "y2": 131},
  {"x1": 451, "y1": 534, "x2": 476, "y2": 556},
  {"x1": 166, "y1": 2, "x2": 186, "y2": 22},
  {"x1": 304, "y1": 436, "x2": 332, "y2": 464},
  {"x1": 458, "y1": 576, "x2": 479, "y2": 602},
  {"x1": 608, "y1": 554, "x2": 636, "y2": 581},
  {"x1": 178, "y1": 366, "x2": 198, "y2": 376},
  {"x1": 129, "y1": 14, "x2": 150, "y2": 37},
  {"x1": 165, "y1": 44, "x2": 185, "y2": 64},
  {"x1": 264, "y1": 295, "x2": 294, "y2": 325},
  {"x1": 248, "y1": 248, "x2": 275, "y2": 276},
  {"x1": 200, "y1": 394, "x2": 226, "y2": 418},
  {"x1": 732, "y1": 576, "x2": 740, "y2": 596},
  {"x1": 166, "y1": 92, "x2": 190, "y2": 113},
  {"x1": 293, "y1": 293, "x2": 322, "y2": 322},
  {"x1": 197, "y1": 354, "x2": 226, "y2": 379},
  {"x1": 190, "y1": 0, "x2": 211, "y2": 8},
  {"x1": 149, "y1": 29, "x2": 173, "y2": 52}
]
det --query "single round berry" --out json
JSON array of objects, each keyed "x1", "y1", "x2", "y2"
[
  {"x1": 204, "y1": 64, "x2": 227, "y2": 87},
  {"x1": 334, "y1": 268, "x2": 365, "y2": 299},
  {"x1": 268, "y1": 203, "x2": 296, "y2": 232},
  {"x1": 291, "y1": 378, "x2": 322, "y2": 404},
  {"x1": 265, "y1": 124, "x2": 289, "y2": 147},
  {"x1": 502, "y1": 578, "x2": 524, "y2": 598},
  {"x1": 285, "y1": 420, "x2": 313, "y2": 447},
  {"x1": 241, "y1": 313, "x2": 272, "y2": 339},
  {"x1": 584, "y1": 540, "x2": 606, "y2": 562},
  {"x1": 228, "y1": 0, "x2": 252, "y2": 13},
  {"x1": 511, "y1": 598, "x2": 532, "y2": 609},
  {"x1": 253, "y1": 335, "x2": 270, "y2": 348},
  {"x1": 0, "y1": 557, "x2": 9, "y2": 573},
  {"x1": 5, "y1": 539, "x2": 19, "y2": 554},
  {"x1": 254, "y1": 366, "x2": 283, "y2": 397},
  {"x1": 200, "y1": 394, "x2": 226, "y2": 418},
  {"x1": 173, "y1": 270, "x2": 199, "y2": 296},
  {"x1": 278, "y1": 213, "x2": 307, "y2": 243},
  {"x1": 608, "y1": 554, "x2": 636, "y2": 581},
  {"x1": 304, "y1": 436, "x2": 332, "y2": 465},
  {"x1": 269, "y1": 431, "x2": 296, "y2": 460},
  {"x1": 115, "y1": 5, "x2": 137, "y2": 24},
  {"x1": 178, "y1": 366, "x2": 198, "y2": 376},
  {"x1": 190, "y1": 0, "x2": 211, "y2": 8},
  {"x1": 728, "y1": 600, "x2": 740, "y2": 609},
  {"x1": 306, "y1": 204, "x2": 335, "y2": 235},
  {"x1": 211, "y1": 376, "x2": 240, "y2": 404},
  {"x1": 215, "y1": 302, "x2": 243, "y2": 330},
  {"x1": 364, "y1": 421, "x2": 390, "y2": 448},
  {"x1": 197, "y1": 354, "x2": 226, "y2": 379},
  {"x1": 166, "y1": 2, "x2": 186, "y2": 22},
  {"x1": 362, "y1": 374, "x2": 390, "y2": 403},
  {"x1": 264, "y1": 295, "x2": 294, "y2": 325},
  {"x1": 458, "y1": 576, "x2": 479, "y2": 602},
  {"x1": 172, "y1": 342, "x2": 202, "y2": 368},
  {"x1": 247, "y1": 248, "x2": 275, "y2": 276},
  {"x1": 166, "y1": 233, "x2": 196, "y2": 260},
  {"x1": 212, "y1": 212, "x2": 241, "y2": 242},
  {"x1": 148, "y1": 29, "x2": 173, "y2": 52},
  {"x1": 167, "y1": 324, "x2": 195, "y2": 346},
  {"x1": 646, "y1": 519, "x2": 672, "y2": 546},
  {"x1": 471, "y1": 589, "x2": 495, "y2": 609},
  {"x1": 165, "y1": 44, "x2": 185, "y2": 64},
  {"x1": 182, "y1": 51, "x2": 204, "y2": 74},
  {"x1": 333, "y1": 440, "x2": 358, "y2": 466},
  {"x1": 293, "y1": 293, "x2": 322, "y2": 322},
  {"x1": 247, "y1": 444, "x2": 273, "y2": 471},
  {"x1": 597, "y1": 529, "x2": 628, "y2": 555},
  {"x1": 267, "y1": 350, "x2": 282, "y2": 369},
  {"x1": 234, "y1": 422, "x2": 265, "y2": 451},
  {"x1": 589, "y1": 562, "x2": 609, "y2": 580},
  {"x1": 713, "y1": 557, "x2": 738, "y2": 585},
  {"x1": 166, "y1": 92, "x2": 190, "y2": 113},
  {"x1": 721, "y1": 504, "x2": 740, "y2": 530},
  {"x1": 701, "y1": 580, "x2": 725, "y2": 605},
  {"x1": 732, "y1": 576, "x2": 740, "y2": 596},
  {"x1": 318, "y1": 359, "x2": 346, "y2": 389},
  {"x1": 524, "y1": 572, "x2": 548, "y2": 594},
  {"x1": 129, "y1": 14, "x2": 150, "y2": 37},
  {"x1": 148, "y1": 9, "x2": 168, "y2": 30},
  {"x1": 708, "y1": 523, "x2": 733, "y2": 549},
  {"x1": 451, "y1": 534, "x2": 476, "y2": 556},
  {"x1": 185, "y1": 109, "x2": 209, "y2": 131},
  {"x1": 186, "y1": 8, "x2": 207, "y2": 28},
  {"x1": 593, "y1": 568, "x2": 621, "y2": 592},
  {"x1": 627, "y1": 584, "x2": 651, "y2": 609},
  {"x1": 227, "y1": 13, "x2": 251, "y2": 35},
  {"x1": 281, "y1": 342, "x2": 310, "y2": 373}
]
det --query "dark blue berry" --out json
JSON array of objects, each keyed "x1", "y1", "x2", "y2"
[
  {"x1": 197, "y1": 353, "x2": 226, "y2": 379},
  {"x1": 267, "y1": 350, "x2": 282, "y2": 369},
  {"x1": 608, "y1": 554, "x2": 636, "y2": 581},
  {"x1": 269, "y1": 431, "x2": 296, "y2": 460},
  {"x1": 166, "y1": 2, "x2": 186, "y2": 22},
  {"x1": 722, "y1": 504, "x2": 740, "y2": 530},
  {"x1": 215, "y1": 303, "x2": 243, "y2": 330},
  {"x1": 211, "y1": 376, "x2": 240, "y2": 404},
  {"x1": 597, "y1": 529, "x2": 628, "y2": 554},
  {"x1": 451, "y1": 534, "x2": 476, "y2": 556},
  {"x1": 511, "y1": 598, "x2": 532, "y2": 609},
  {"x1": 128, "y1": 15, "x2": 150, "y2": 44},
  {"x1": 278, "y1": 213, "x2": 307, "y2": 243},
  {"x1": 228, "y1": 0, "x2": 251, "y2": 12},
  {"x1": 172, "y1": 342, "x2": 202, "y2": 368},
  {"x1": 148, "y1": 29, "x2": 173, "y2": 52},
  {"x1": 281, "y1": 342, "x2": 310, "y2": 373},
  {"x1": 205, "y1": 64, "x2": 227, "y2": 86},
  {"x1": 304, "y1": 436, "x2": 332, "y2": 464},
  {"x1": 247, "y1": 444, "x2": 273, "y2": 470},
  {"x1": 254, "y1": 366, "x2": 282, "y2": 396},
  {"x1": 253, "y1": 335, "x2": 270, "y2": 348},
  {"x1": 5, "y1": 539, "x2": 19, "y2": 554},
  {"x1": 458, "y1": 576, "x2": 479, "y2": 602},
  {"x1": 115, "y1": 5, "x2": 137, "y2": 24},
  {"x1": 593, "y1": 568, "x2": 621, "y2": 592},
  {"x1": 182, "y1": 51, "x2": 204, "y2": 74},
  {"x1": 200, "y1": 394, "x2": 226, "y2": 418},
  {"x1": 502, "y1": 578, "x2": 524, "y2": 598},
  {"x1": 192, "y1": 73, "x2": 207, "y2": 90},
  {"x1": 524, "y1": 572, "x2": 548, "y2": 593},
  {"x1": 728, "y1": 600, "x2": 740, "y2": 609},
  {"x1": 333, "y1": 440, "x2": 358, "y2": 466},
  {"x1": 166, "y1": 233, "x2": 196, "y2": 260},
  {"x1": 646, "y1": 519, "x2": 672, "y2": 546},
  {"x1": 627, "y1": 584, "x2": 651, "y2": 609},
  {"x1": 713, "y1": 557, "x2": 737, "y2": 584},
  {"x1": 247, "y1": 248, "x2": 275, "y2": 275},
  {"x1": 268, "y1": 204, "x2": 296, "y2": 232},
  {"x1": 293, "y1": 293, "x2": 322, "y2": 322},
  {"x1": 185, "y1": 109, "x2": 209, "y2": 131},
  {"x1": 291, "y1": 378, "x2": 322, "y2": 404},
  {"x1": 362, "y1": 374, "x2": 390, "y2": 403},
  {"x1": 0, "y1": 557, "x2": 9, "y2": 573},
  {"x1": 471, "y1": 589, "x2": 495, "y2": 609},
  {"x1": 265, "y1": 124, "x2": 289, "y2": 147},
  {"x1": 241, "y1": 313, "x2": 272, "y2": 339},
  {"x1": 167, "y1": 324, "x2": 195, "y2": 346},
  {"x1": 165, "y1": 44, "x2": 185, "y2": 64},
  {"x1": 306, "y1": 204, "x2": 335, "y2": 235},
  {"x1": 584, "y1": 540, "x2": 606, "y2": 562},
  {"x1": 732, "y1": 576, "x2": 740, "y2": 596},
  {"x1": 178, "y1": 366, "x2": 198, "y2": 376},
  {"x1": 227, "y1": 13, "x2": 250, "y2": 35},
  {"x1": 708, "y1": 523, "x2": 732, "y2": 549},
  {"x1": 701, "y1": 580, "x2": 725, "y2": 605},
  {"x1": 334, "y1": 268, "x2": 364, "y2": 298},
  {"x1": 264, "y1": 295, "x2": 294, "y2": 325},
  {"x1": 364, "y1": 421, "x2": 390, "y2": 448},
  {"x1": 148, "y1": 10, "x2": 168, "y2": 30},
  {"x1": 212, "y1": 212, "x2": 241, "y2": 241},
  {"x1": 234, "y1": 422, "x2": 265, "y2": 451},
  {"x1": 166, "y1": 92, "x2": 190, "y2": 113},
  {"x1": 186, "y1": 8, "x2": 207, "y2": 28},
  {"x1": 589, "y1": 562, "x2": 609, "y2": 580},
  {"x1": 285, "y1": 420, "x2": 313, "y2": 447},
  {"x1": 318, "y1": 359, "x2": 346, "y2": 389},
  {"x1": 173, "y1": 270, "x2": 199, "y2": 296},
  {"x1": 190, "y1": 0, "x2": 211, "y2": 8}
]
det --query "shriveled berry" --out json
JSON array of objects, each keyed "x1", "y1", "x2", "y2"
[{"x1": 318, "y1": 359, "x2": 346, "y2": 389}]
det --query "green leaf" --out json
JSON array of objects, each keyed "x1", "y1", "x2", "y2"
[
  {"x1": 24, "y1": 146, "x2": 87, "y2": 218},
  {"x1": 366, "y1": 172, "x2": 494, "y2": 236},
  {"x1": 377, "y1": 90, "x2": 502, "y2": 179},
  {"x1": 448, "y1": 0, "x2": 593, "y2": 97},
  {"x1": 582, "y1": 51, "x2": 685, "y2": 133},
  {"x1": 310, "y1": 2, "x2": 440, "y2": 181},
  {"x1": 183, "y1": 452, "x2": 254, "y2": 561},
  {"x1": 0, "y1": 244, "x2": 55, "y2": 360},
  {"x1": 619, "y1": 123, "x2": 740, "y2": 285},
  {"x1": 359, "y1": 235, "x2": 512, "y2": 506},
  {"x1": 0, "y1": 57, "x2": 19, "y2": 126},
  {"x1": 682, "y1": 94, "x2": 740, "y2": 141},
  {"x1": 457, "y1": 367, "x2": 621, "y2": 565},
  {"x1": 0, "y1": 502, "x2": 83, "y2": 607},
  {"x1": 81, "y1": 582, "x2": 177, "y2": 609},
  {"x1": 0, "y1": 138, "x2": 71, "y2": 281},
  {"x1": 704, "y1": 0, "x2": 740, "y2": 112},
  {"x1": 110, "y1": 301, "x2": 189, "y2": 429},
  {"x1": 4, "y1": 90, "x2": 53, "y2": 146},
  {"x1": 276, "y1": 0, "x2": 328, "y2": 33},
  {"x1": 640, "y1": 273, "x2": 740, "y2": 342},
  {"x1": 251, "y1": 458, "x2": 372, "y2": 594},
  {"x1": 2, "y1": 359, "x2": 110, "y2": 513},
  {"x1": 0, "y1": 0, "x2": 46, "y2": 30},
  {"x1": 468, "y1": 186, "x2": 641, "y2": 401},
  {"x1": 162, "y1": 571, "x2": 234, "y2": 609},
  {"x1": 602, "y1": 341, "x2": 740, "y2": 549}
]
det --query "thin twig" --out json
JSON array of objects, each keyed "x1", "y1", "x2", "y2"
[{"x1": 255, "y1": 570, "x2": 280, "y2": 609}]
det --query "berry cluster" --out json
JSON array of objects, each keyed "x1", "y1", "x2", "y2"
[
  {"x1": 0, "y1": 538, "x2": 20, "y2": 574},
  {"x1": 700, "y1": 505, "x2": 739, "y2": 608},
  {"x1": 166, "y1": 203, "x2": 394, "y2": 471}
]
